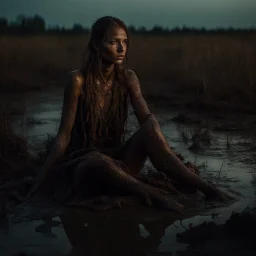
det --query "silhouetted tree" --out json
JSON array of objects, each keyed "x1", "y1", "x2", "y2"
[
  {"x1": 12, "y1": 14, "x2": 45, "y2": 33},
  {"x1": 137, "y1": 26, "x2": 147, "y2": 33},
  {"x1": 0, "y1": 14, "x2": 255, "y2": 35},
  {"x1": 70, "y1": 23, "x2": 89, "y2": 34},
  {"x1": 72, "y1": 23, "x2": 83, "y2": 32},
  {"x1": 0, "y1": 17, "x2": 8, "y2": 33},
  {"x1": 48, "y1": 25, "x2": 61, "y2": 33},
  {"x1": 128, "y1": 25, "x2": 136, "y2": 33},
  {"x1": 150, "y1": 25, "x2": 170, "y2": 34}
]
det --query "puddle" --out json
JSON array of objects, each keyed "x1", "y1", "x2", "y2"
[{"x1": 1, "y1": 88, "x2": 256, "y2": 255}]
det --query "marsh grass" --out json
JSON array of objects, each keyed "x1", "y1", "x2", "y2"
[
  {"x1": 0, "y1": 105, "x2": 29, "y2": 177},
  {"x1": 188, "y1": 128, "x2": 212, "y2": 151},
  {"x1": 197, "y1": 161, "x2": 208, "y2": 172},
  {"x1": 226, "y1": 134, "x2": 233, "y2": 149},
  {"x1": 178, "y1": 124, "x2": 214, "y2": 151},
  {"x1": 0, "y1": 107, "x2": 55, "y2": 218},
  {"x1": 24, "y1": 116, "x2": 46, "y2": 126},
  {"x1": 35, "y1": 133, "x2": 55, "y2": 164},
  {"x1": 178, "y1": 125, "x2": 190, "y2": 145},
  {"x1": 0, "y1": 33, "x2": 256, "y2": 107},
  {"x1": 216, "y1": 161, "x2": 224, "y2": 185},
  {"x1": 0, "y1": 104, "x2": 53, "y2": 180}
]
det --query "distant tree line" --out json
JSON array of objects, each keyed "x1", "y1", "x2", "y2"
[{"x1": 0, "y1": 15, "x2": 255, "y2": 35}]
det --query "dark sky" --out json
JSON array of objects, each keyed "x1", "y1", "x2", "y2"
[{"x1": 1, "y1": 0, "x2": 256, "y2": 29}]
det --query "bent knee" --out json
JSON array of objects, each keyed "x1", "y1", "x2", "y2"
[
  {"x1": 85, "y1": 151, "x2": 103, "y2": 160},
  {"x1": 78, "y1": 151, "x2": 112, "y2": 169}
]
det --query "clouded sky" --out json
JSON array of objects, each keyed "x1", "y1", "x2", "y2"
[{"x1": 1, "y1": 0, "x2": 255, "y2": 29}]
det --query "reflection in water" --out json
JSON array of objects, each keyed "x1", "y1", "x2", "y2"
[
  {"x1": 0, "y1": 216, "x2": 9, "y2": 236},
  {"x1": 60, "y1": 210, "x2": 174, "y2": 256},
  {"x1": 33, "y1": 208, "x2": 175, "y2": 256},
  {"x1": 34, "y1": 216, "x2": 60, "y2": 238}
]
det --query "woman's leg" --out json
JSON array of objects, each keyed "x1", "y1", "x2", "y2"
[
  {"x1": 121, "y1": 115, "x2": 232, "y2": 200},
  {"x1": 72, "y1": 151, "x2": 184, "y2": 213}
]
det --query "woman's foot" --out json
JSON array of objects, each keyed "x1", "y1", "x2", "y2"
[
  {"x1": 205, "y1": 183, "x2": 235, "y2": 202},
  {"x1": 140, "y1": 187, "x2": 184, "y2": 214},
  {"x1": 161, "y1": 196, "x2": 184, "y2": 214}
]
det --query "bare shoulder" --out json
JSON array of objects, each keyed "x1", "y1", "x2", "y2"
[
  {"x1": 67, "y1": 69, "x2": 84, "y2": 96},
  {"x1": 126, "y1": 69, "x2": 140, "y2": 88},
  {"x1": 126, "y1": 69, "x2": 138, "y2": 81},
  {"x1": 125, "y1": 69, "x2": 142, "y2": 97}
]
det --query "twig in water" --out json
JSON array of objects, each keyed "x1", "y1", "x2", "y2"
[
  {"x1": 20, "y1": 104, "x2": 27, "y2": 131},
  {"x1": 216, "y1": 161, "x2": 224, "y2": 185},
  {"x1": 226, "y1": 134, "x2": 233, "y2": 149}
]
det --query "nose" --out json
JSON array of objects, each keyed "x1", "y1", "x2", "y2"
[{"x1": 117, "y1": 42, "x2": 124, "y2": 53}]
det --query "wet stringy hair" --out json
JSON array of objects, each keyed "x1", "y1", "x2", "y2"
[{"x1": 80, "y1": 16, "x2": 129, "y2": 148}]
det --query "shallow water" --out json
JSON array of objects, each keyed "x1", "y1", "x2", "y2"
[{"x1": 1, "y1": 88, "x2": 256, "y2": 255}]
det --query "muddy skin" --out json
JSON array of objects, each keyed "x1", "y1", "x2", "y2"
[
  {"x1": 24, "y1": 17, "x2": 232, "y2": 214},
  {"x1": 72, "y1": 151, "x2": 184, "y2": 213},
  {"x1": 70, "y1": 115, "x2": 232, "y2": 214}
]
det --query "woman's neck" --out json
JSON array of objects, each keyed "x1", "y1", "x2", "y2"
[{"x1": 101, "y1": 62, "x2": 115, "y2": 82}]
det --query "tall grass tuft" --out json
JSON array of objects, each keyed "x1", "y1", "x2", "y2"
[{"x1": 0, "y1": 105, "x2": 29, "y2": 178}]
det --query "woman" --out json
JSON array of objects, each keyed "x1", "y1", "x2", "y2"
[{"x1": 26, "y1": 16, "x2": 232, "y2": 213}]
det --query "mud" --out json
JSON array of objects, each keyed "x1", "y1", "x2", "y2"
[{"x1": 1, "y1": 88, "x2": 256, "y2": 255}]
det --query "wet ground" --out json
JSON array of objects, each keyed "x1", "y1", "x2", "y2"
[{"x1": 1, "y1": 87, "x2": 256, "y2": 255}]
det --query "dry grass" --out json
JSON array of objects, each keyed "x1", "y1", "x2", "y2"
[
  {"x1": 0, "y1": 106, "x2": 52, "y2": 217},
  {"x1": 0, "y1": 33, "x2": 256, "y2": 105},
  {"x1": 226, "y1": 134, "x2": 233, "y2": 149},
  {"x1": 0, "y1": 105, "x2": 29, "y2": 178},
  {"x1": 35, "y1": 134, "x2": 55, "y2": 164},
  {"x1": 178, "y1": 124, "x2": 214, "y2": 151}
]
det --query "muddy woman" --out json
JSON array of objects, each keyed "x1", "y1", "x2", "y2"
[{"x1": 25, "y1": 16, "x2": 233, "y2": 213}]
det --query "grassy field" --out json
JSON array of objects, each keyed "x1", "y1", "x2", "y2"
[{"x1": 1, "y1": 33, "x2": 256, "y2": 106}]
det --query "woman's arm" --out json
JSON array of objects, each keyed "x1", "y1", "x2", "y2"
[
  {"x1": 26, "y1": 70, "x2": 84, "y2": 198},
  {"x1": 126, "y1": 69, "x2": 152, "y2": 125}
]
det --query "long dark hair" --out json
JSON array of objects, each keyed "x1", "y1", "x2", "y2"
[{"x1": 80, "y1": 16, "x2": 130, "y2": 148}]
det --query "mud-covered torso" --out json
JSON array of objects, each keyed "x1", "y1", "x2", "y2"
[{"x1": 67, "y1": 79, "x2": 128, "y2": 154}]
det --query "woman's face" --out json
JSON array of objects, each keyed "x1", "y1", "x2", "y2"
[{"x1": 100, "y1": 26, "x2": 128, "y2": 65}]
